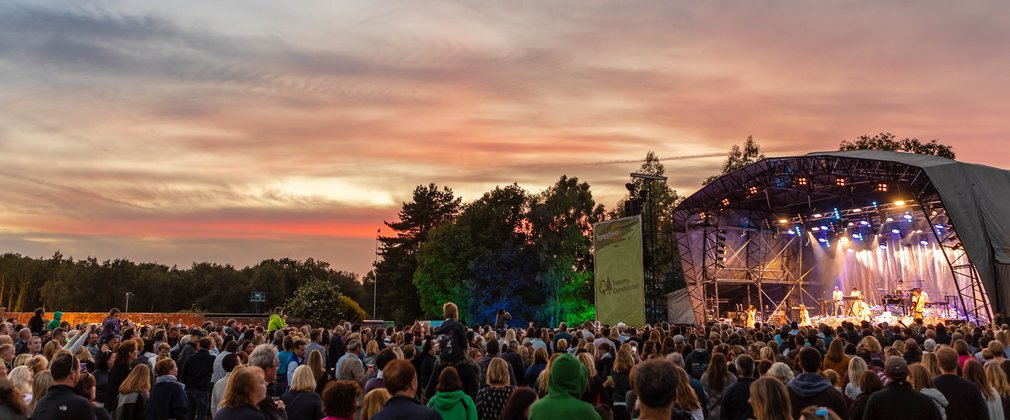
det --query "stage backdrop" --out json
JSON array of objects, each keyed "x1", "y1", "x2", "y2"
[{"x1": 594, "y1": 216, "x2": 645, "y2": 327}]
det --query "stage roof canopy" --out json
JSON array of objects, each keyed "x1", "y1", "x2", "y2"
[{"x1": 673, "y1": 150, "x2": 1010, "y2": 321}]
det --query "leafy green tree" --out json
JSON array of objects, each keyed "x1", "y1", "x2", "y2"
[
  {"x1": 371, "y1": 184, "x2": 461, "y2": 322},
  {"x1": 413, "y1": 223, "x2": 476, "y2": 319},
  {"x1": 839, "y1": 132, "x2": 956, "y2": 159},
  {"x1": 703, "y1": 136, "x2": 766, "y2": 185},
  {"x1": 528, "y1": 176, "x2": 604, "y2": 326},
  {"x1": 284, "y1": 279, "x2": 364, "y2": 327}
]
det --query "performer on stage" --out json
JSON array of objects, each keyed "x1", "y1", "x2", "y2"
[
  {"x1": 855, "y1": 299, "x2": 872, "y2": 321},
  {"x1": 746, "y1": 305, "x2": 756, "y2": 328},
  {"x1": 799, "y1": 304, "x2": 812, "y2": 327},
  {"x1": 912, "y1": 288, "x2": 928, "y2": 320},
  {"x1": 850, "y1": 287, "x2": 862, "y2": 300},
  {"x1": 832, "y1": 286, "x2": 844, "y2": 316}
]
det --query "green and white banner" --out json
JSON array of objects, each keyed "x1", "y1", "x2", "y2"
[{"x1": 593, "y1": 216, "x2": 645, "y2": 327}]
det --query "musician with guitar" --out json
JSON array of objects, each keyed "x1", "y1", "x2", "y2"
[{"x1": 912, "y1": 288, "x2": 928, "y2": 320}]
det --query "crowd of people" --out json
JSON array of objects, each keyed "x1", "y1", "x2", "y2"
[{"x1": 3, "y1": 304, "x2": 1010, "y2": 420}]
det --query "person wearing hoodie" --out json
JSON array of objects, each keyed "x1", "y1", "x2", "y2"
[
  {"x1": 27, "y1": 308, "x2": 46, "y2": 336},
  {"x1": 527, "y1": 353, "x2": 601, "y2": 420},
  {"x1": 786, "y1": 347, "x2": 848, "y2": 420},
  {"x1": 685, "y1": 338, "x2": 710, "y2": 380},
  {"x1": 863, "y1": 356, "x2": 943, "y2": 420},
  {"x1": 909, "y1": 364, "x2": 948, "y2": 420},
  {"x1": 267, "y1": 307, "x2": 286, "y2": 338},
  {"x1": 46, "y1": 311, "x2": 63, "y2": 331},
  {"x1": 427, "y1": 367, "x2": 477, "y2": 420}
]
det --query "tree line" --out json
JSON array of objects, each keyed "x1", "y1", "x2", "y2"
[{"x1": 0, "y1": 133, "x2": 955, "y2": 324}]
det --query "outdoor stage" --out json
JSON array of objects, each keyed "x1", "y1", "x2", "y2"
[{"x1": 672, "y1": 150, "x2": 1010, "y2": 327}]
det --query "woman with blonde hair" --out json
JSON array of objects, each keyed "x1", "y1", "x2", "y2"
[
  {"x1": 964, "y1": 358, "x2": 1004, "y2": 420},
  {"x1": 217, "y1": 366, "x2": 268, "y2": 419},
  {"x1": 909, "y1": 364, "x2": 948, "y2": 419},
  {"x1": 7, "y1": 367, "x2": 31, "y2": 406},
  {"x1": 858, "y1": 336, "x2": 883, "y2": 360},
  {"x1": 671, "y1": 365, "x2": 702, "y2": 420},
  {"x1": 845, "y1": 356, "x2": 868, "y2": 399},
  {"x1": 28, "y1": 370, "x2": 52, "y2": 414},
  {"x1": 359, "y1": 388, "x2": 390, "y2": 420},
  {"x1": 363, "y1": 340, "x2": 379, "y2": 369},
  {"x1": 476, "y1": 358, "x2": 515, "y2": 420},
  {"x1": 26, "y1": 356, "x2": 47, "y2": 376},
  {"x1": 577, "y1": 352, "x2": 604, "y2": 405},
  {"x1": 985, "y1": 360, "x2": 1010, "y2": 419},
  {"x1": 758, "y1": 346, "x2": 776, "y2": 363},
  {"x1": 749, "y1": 376, "x2": 792, "y2": 420},
  {"x1": 114, "y1": 364, "x2": 151, "y2": 420},
  {"x1": 281, "y1": 365, "x2": 323, "y2": 420}
]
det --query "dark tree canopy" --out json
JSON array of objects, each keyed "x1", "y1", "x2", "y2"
[
  {"x1": 839, "y1": 132, "x2": 956, "y2": 159},
  {"x1": 703, "y1": 136, "x2": 766, "y2": 185},
  {"x1": 365, "y1": 183, "x2": 462, "y2": 322}
]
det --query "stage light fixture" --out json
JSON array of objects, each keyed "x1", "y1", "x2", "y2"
[
  {"x1": 903, "y1": 214, "x2": 913, "y2": 220},
  {"x1": 847, "y1": 248, "x2": 855, "y2": 253},
  {"x1": 879, "y1": 244, "x2": 888, "y2": 250},
  {"x1": 818, "y1": 238, "x2": 828, "y2": 243},
  {"x1": 920, "y1": 240, "x2": 929, "y2": 245},
  {"x1": 699, "y1": 211, "x2": 707, "y2": 219},
  {"x1": 840, "y1": 237, "x2": 850, "y2": 244},
  {"x1": 891, "y1": 228, "x2": 901, "y2": 234},
  {"x1": 787, "y1": 229, "x2": 796, "y2": 235},
  {"x1": 819, "y1": 225, "x2": 828, "y2": 231},
  {"x1": 836, "y1": 178, "x2": 847, "y2": 186},
  {"x1": 811, "y1": 227, "x2": 820, "y2": 231},
  {"x1": 797, "y1": 177, "x2": 809, "y2": 187},
  {"x1": 875, "y1": 183, "x2": 888, "y2": 192},
  {"x1": 722, "y1": 198, "x2": 731, "y2": 206},
  {"x1": 885, "y1": 217, "x2": 894, "y2": 222},
  {"x1": 852, "y1": 208, "x2": 862, "y2": 213},
  {"x1": 847, "y1": 222, "x2": 855, "y2": 227},
  {"x1": 813, "y1": 213, "x2": 823, "y2": 218},
  {"x1": 748, "y1": 186, "x2": 759, "y2": 195},
  {"x1": 860, "y1": 220, "x2": 870, "y2": 225},
  {"x1": 779, "y1": 218, "x2": 789, "y2": 225},
  {"x1": 894, "y1": 200, "x2": 906, "y2": 206}
]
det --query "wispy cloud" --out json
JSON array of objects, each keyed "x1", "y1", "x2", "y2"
[{"x1": 1, "y1": 0, "x2": 1009, "y2": 274}]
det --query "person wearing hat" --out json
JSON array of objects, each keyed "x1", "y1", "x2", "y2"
[{"x1": 862, "y1": 356, "x2": 943, "y2": 420}]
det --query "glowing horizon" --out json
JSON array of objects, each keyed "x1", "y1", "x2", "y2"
[{"x1": 3, "y1": 1, "x2": 1010, "y2": 275}]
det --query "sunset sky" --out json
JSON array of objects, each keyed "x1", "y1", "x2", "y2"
[{"x1": 2, "y1": 1, "x2": 1010, "y2": 277}]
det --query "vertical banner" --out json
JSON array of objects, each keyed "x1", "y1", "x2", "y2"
[{"x1": 594, "y1": 216, "x2": 646, "y2": 327}]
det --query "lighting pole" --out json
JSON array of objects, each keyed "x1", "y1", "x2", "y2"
[
  {"x1": 125, "y1": 292, "x2": 134, "y2": 314},
  {"x1": 372, "y1": 228, "x2": 380, "y2": 320}
]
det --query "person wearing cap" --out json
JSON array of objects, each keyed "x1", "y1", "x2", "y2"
[
  {"x1": 786, "y1": 347, "x2": 847, "y2": 419},
  {"x1": 862, "y1": 356, "x2": 943, "y2": 420}
]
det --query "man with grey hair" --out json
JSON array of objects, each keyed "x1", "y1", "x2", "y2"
[
  {"x1": 248, "y1": 344, "x2": 286, "y2": 420},
  {"x1": 337, "y1": 339, "x2": 365, "y2": 386},
  {"x1": 924, "y1": 338, "x2": 937, "y2": 352}
]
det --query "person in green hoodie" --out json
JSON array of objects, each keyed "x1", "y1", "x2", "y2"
[
  {"x1": 528, "y1": 353, "x2": 601, "y2": 420},
  {"x1": 267, "y1": 306, "x2": 286, "y2": 337},
  {"x1": 47, "y1": 311, "x2": 63, "y2": 331},
  {"x1": 427, "y1": 366, "x2": 478, "y2": 420}
]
